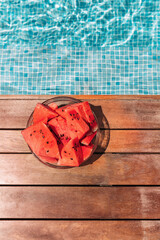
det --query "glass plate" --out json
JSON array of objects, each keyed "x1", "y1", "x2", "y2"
[{"x1": 27, "y1": 96, "x2": 100, "y2": 168}]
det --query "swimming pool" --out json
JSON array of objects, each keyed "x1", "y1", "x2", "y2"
[{"x1": 0, "y1": 0, "x2": 160, "y2": 94}]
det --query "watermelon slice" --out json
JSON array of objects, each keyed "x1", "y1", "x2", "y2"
[
  {"x1": 38, "y1": 155, "x2": 58, "y2": 164},
  {"x1": 81, "y1": 102, "x2": 98, "y2": 132},
  {"x1": 65, "y1": 108, "x2": 89, "y2": 132},
  {"x1": 59, "y1": 102, "x2": 98, "y2": 132},
  {"x1": 68, "y1": 104, "x2": 88, "y2": 123},
  {"x1": 81, "y1": 144, "x2": 94, "y2": 161},
  {"x1": 58, "y1": 138, "x2": 83, "y2": 167},
  {"x1": 48, "y1": 102, "x2": 58, "y2": 110},
  {"x1": 48, "y1": 116, "x2": 71, "y2": 145},
  {"x1": 63, "y1": 108, "x2": 89, "y2": 140},
  {"x1": 55, "y1": 107, "x2": 83, "y2": 139},
  {"x1": 33, "y1": 103, "x2": 58, "y2": 124},
  {"x1": 57, "y1": 104, "x2": 88, "y2": 123},
  {"x1": 21, "y1": 122, "x2": 60, "y2": 159},
  {"x1": 70, "y1": 102, "x2": 98, "y2": 132},
  {"x1": 55, "y1": 105, "x2": 68, "y2": 117},
  {"x1": 81, "y1": 131, "x2": 97, "y2": 146}
]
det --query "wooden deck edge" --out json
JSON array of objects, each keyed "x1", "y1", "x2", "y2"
[{"x1": 0, "y1": 95, "x2": 160, "y2": 100}]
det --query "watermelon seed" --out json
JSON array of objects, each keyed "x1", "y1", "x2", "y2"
[
  {"x1": 73, "y1": 114, "x2": 75, "y2": 116},
  {"x1": 70, "y1": 114, "x2": 72, "y2": 116},
  {"x1": 72, "y1": 118, "x2": 74, "y2": 120},
  {"x1": 62, "y1": 109, "x2": 64, "y2": 112},
  {"x1": 42, "y1": 136, "x2": 45, "y2": 138},
  {"x1": 46, "y1": 150, "x2": 49, "y2": 153},
  {"x1": 40, "y1": 130, "x2": 42, "y2": 133},
  {"x1": 34, "y1": 130, "x2": 36, "y2": 133},
  {"x1": 64, "y1": 151, "x2": 67, "y2": 153},
  {"x1": 30, "y1": 134, "x2": 32, "y2": 136},
  {"x1": 70, "y1": 158, "x2": 73, "y2": 160},
  {"x1": 66, "y1": 137, "x2": 68, "y2": 140},
  {"x1": 46, "y1": 141, "x2": 49, "y2": 144}
]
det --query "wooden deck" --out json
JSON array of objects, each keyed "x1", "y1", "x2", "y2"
[{"x1": 1, "y1": 95, "x2": 160, "y2": 239}]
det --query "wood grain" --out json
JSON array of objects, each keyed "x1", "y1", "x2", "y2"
[
  {"x1": 1, "y1": 99, "x2": 160, "y2": 129},
  {"x1": 0, "y1": 221, "x2": 160, "y2": 240},
  {"x1": 0, "y1": 187, "x2": 160, "y2": 219},
  {"x1": 104, "y1": 130, "x2": 160, "y2": 153},
  {"x1": 1, "y1": 154, "x2": 160, "y2": 185},
  {"x1": 1, "y1": 129, "x2": 159, "y2": 153}
]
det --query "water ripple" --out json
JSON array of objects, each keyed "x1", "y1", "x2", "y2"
[{"x1": 0, "y1": 0, "x2": 159, "y2": 47}]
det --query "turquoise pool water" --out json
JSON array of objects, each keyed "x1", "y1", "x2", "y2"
[{"x1": 0, "y1": 0, "x2": 160, "y2": 94}]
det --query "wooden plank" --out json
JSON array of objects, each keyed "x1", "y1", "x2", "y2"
[
  {"x1": 103, "y1": 130, "x2": 160, "y2": 153},
  {"x1": 0, "y1": 221, "x2": 160, "y2": 240},
  {"x1": 91, "y1": 99, "x2": 160, "y2": 129},
  {"x1": 1, "y1": 130, "x2": 160, "y2": 153},
  {"x1": 105, "y1": 154, "x2": 160, "y2": 185},
  {"x1": 1, "y1": 154, "x2": 160, "y2": 185},
  {"x1": 0, "y1": 187, "x2": 160, "y2": 218},
  {"x1": 1, "y1": 99, "x2": 160, "y2": 129}
]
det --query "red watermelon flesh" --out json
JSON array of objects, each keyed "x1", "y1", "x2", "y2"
[
  {"x1": 38, "y1": 155, "x2": 58, "y2": 164},
  {"x1": 50, "y1": 131, "x2": 64, "y2": 156},
  {"x1": 81, "y1": 144, "x2": 94, "y2": 161},
  {"x1": 64, "y1": 108, "x2": 89, "y2": 139},
  {"x1": 33, "y1": 103, "x2": 58, "y2": 124},
  {"x1": 82, "y1": 102, "x2": 98, "y2": 132},
  {"x1": 56, "y1": 102, "x2": 97, "y2": 132},
  {"x1": 56, "y1": 108, "x2": 86, "y2": 140},
  {"x1": 81, "y1": 131, "x2": 97, "y2": 146},
  {"x1": 55, "y1": 105, "x2": 67, "y2": 117},
  {"x1": 22, "y1": 122, "x2": 43, "y2": 154},
  {"x1": 21, "y1": 122, "x2": 60, "y2": 159},
  {"x1": 68, "y1": 103, "x2": 88, "y2": 123},
  {"x1": 59, "y1": 103, "x2": 88, "y2": 124},
  {"x1": 48, "y1": 116, "x2": 71, "y2": 145},
  {"x1": 56, "y1": 105, "x2": 86, "y2": 123},
  {"x1": 58, "y1": 138, "x2": 83, "y2": 167},
  {"x1": 48, "y1": 102, "x2": 58, "y2": 110},
  {"x1": 70, "y1": 102, "x2": 98, "y2": 132}
]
